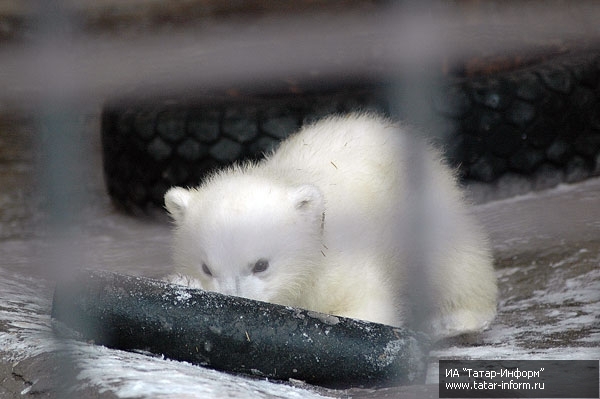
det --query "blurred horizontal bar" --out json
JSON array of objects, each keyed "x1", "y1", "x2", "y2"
[{"x1": 1, "y1": 1, "x2": 600, "y2": 107}]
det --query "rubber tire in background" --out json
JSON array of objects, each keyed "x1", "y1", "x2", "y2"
[
  {"x1": 101, "y1": 51, "x2": 600, "y2": 214},
  {"x1": 101, "y1": 87, "x2": 391, "y2": 214},
  {"x1": 438, "y1": 51, "x2": 600, "y2": 184}
]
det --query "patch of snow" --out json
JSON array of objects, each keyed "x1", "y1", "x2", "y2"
[
  {"x1": 71, "y1": 342, "x2": 332, "y2": 399},
  {"x1": 0, "y1": 267, "x2": 57, "y2": 362}
]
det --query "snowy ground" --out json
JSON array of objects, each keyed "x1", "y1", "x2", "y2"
[{"x1": 0, "y1": 117, "x2": 599, "y2": 398}]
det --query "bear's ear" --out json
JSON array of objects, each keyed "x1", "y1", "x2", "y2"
[
  {"x1": 164, "y1": 187, "x2": 192, "y2": 221},
  {"x1": 289, "y1": 184, "x2": 325, "y2": 216}
]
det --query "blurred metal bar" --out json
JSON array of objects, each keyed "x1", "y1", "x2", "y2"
[
  {"x1": 1, "y1": 1, "x2": 600, "y2": 107},
  {"x1": 387, "y1": 1, "x2": 446, "y2": 332},
  {"x1": 33, "y1": 1, "x2": 90, "y2": 398}
]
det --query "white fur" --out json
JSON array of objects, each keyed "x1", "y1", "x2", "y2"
[{"x1": 165, "y1": 113, "x2": 497, "y2": 339}]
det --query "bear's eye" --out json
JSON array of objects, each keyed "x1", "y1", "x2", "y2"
[
  {"x1": 252, "y1": 259, "x2": 269, "y2": 274},
  {"x1": 201, "y1": 263, "x2": 212, "y2": 277}
]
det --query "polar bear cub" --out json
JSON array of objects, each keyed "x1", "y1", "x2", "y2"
[{"x1": 164, "y1": 113, "x2": 497, "y2": 339}]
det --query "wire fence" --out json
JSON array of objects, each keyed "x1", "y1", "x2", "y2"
[{"x1": 5, "y1": 0, "x2": 599, "y2": 395}]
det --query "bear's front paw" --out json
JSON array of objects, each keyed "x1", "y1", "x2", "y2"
[
  {"x1": 427, "y1": 308, "x2": 496, "y2": 340},
  {"x1": 166, "y1": 273, "x2": 204, "y2": 289}
]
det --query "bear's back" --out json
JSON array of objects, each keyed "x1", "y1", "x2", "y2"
[{"x1": 261, "y1": 113, "x2": 406, "y2": 210}]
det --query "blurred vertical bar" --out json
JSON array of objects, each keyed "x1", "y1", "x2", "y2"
[
  {"x1": 34, "y1": 1, "x2": 87, "y2": 277},
  {"x1": 388, "y1": 1, "x2": 446, "y2": 332},
  {"x1": 33, "y1": 1, "x2": 86, "y2": 397}
]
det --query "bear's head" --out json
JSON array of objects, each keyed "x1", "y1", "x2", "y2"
[{"x1": 164, "y1": 174, "x2": 325, "y2": 306}]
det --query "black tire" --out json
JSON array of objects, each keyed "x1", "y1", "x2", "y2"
[
  {"x1": 101, "y1": 51, "x2": 600, "y2": 214},
  {"x1": 438, "y1": 51, "x2": 600, "y2": 184}
]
